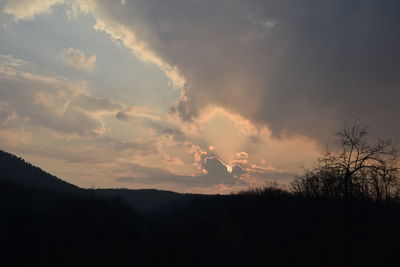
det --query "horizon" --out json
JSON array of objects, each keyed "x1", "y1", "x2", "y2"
[{"x1": 1, "y1": 0, "x2": 399, "y2": 194}]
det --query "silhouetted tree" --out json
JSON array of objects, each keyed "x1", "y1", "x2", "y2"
[{"x1": 293, "y1": 121, "x2": 400, "y2": 200}]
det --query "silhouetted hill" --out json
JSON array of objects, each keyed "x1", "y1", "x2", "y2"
[
  {"x1": 0, "y1": 150, "x2": 79, "y2": 193},
  {"x1": 0, "y1": 150, "x2": 203, "y2": 211},
  {"x1": 0, "y1": 179, "x2": 142, "y2": 266},
  {"x1": 96, "y1": 188, "x2": 204, "y2": 212},
  {"x1": 3, "y1": 150, "x2": 400, "y2": 266}
]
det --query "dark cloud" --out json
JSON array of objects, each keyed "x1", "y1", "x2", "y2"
[
  {"x1": 231, "y1": 165, "x2": 245, "y2": 177},
  {"x1": 162, "y1": 128, "x2": 187, "y2": 142},
  {"x1": 116, "y1": 156, "x2": 296, "y2": 188},
  {"x1": 115, "y1": 111, "x2": 130, "y2": 121},
  {"x1": 115, "y1": 106, "x2": 161, "y2": 122},
  {"x1": 117, "y1": 157, "x2": 243, "y2": 188},
  {"x1": 87, "y1": 0, "x2": 400, "y2": 142}
]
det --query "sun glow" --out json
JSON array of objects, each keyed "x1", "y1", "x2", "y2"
[{"x1": 226, "y1": 165, "x2": 233, "y2": 173}]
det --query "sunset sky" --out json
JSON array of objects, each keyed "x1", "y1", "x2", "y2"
[{"x1": 1, "y1": 0, "x2": 399, "y2": 193}]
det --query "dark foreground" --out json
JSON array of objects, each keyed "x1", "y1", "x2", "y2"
[{"x1": 1, "y1": 150, "x2": 400, "y2": 267}]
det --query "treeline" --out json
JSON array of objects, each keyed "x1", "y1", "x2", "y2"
[
  {"x1": 3, "y1": 178, "x2": 400, "y2": 266},
  {"x1": 143, "y1": 188, "x2": 400, "y2": 267},
  {"x1": 292, "y1": 121, "x2": 400, "y2": 201}
]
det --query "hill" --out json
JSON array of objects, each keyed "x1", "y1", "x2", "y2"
[
  {"x1": 2, "y1": 149, "x2": 400, "y2": 266},
  {"x1": 0, "y1": 176, "x2": 142, "y2": 266},
  {"x1": 0, "y1": 150, "x2": 79, "y2": 193},
  {"x1": 0, "y1": 149, "x2": 194, "y2": 211},
  {"x1": 95, "y1": 188, "x2": 204, "y2": 212}
]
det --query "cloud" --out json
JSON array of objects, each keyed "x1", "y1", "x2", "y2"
[
  {"x1": 3, "y1": 0, "x2": 65, "y2": 20},
  {"x1": 0, "y1": 128, "x2": 32, "y2": 146},
  {"x1": 110, "y1": 127, "x2": 295, "y2": 189},
  {"x1": 0, "y1": 102, "x2": 18, "y2": 126},
  {"x1": 108, "y1": 126, "x2": 249, "y2": 188},
  {"x1": 72, "y1": 0, "x2": 185, "y2": 88},
  {"x1": 74, "y1": 95, "x2": 122, "y2": 112},
  {"x1": 61, "y1": 47, "x2": 97, "y2": 72},
  {"x1": 5, "y1": 0, "x2": 399, "y2": 192},
  {"x1": 111, "y1": 140, "x2": 157, "y2": 154},
  {"x1": 115, "y1": 153, "x2": 296, "y2": 190},
  {"x1": 116, "y1": 106, "x2": 160, "y2": 121},
  {"x1": 70, "y1": 0, "x2": 400, "y2": 143},
  {"x1": 116, "y1": 156, "x2": 243, "y2": 188},
  {"x1": 0, "y1": 54, "x2": 120, "y2": 138}
]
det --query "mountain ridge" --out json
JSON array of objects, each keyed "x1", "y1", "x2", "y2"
[
  {"x1": 0, "y1": 149, "x2": 200, "y2": 211},
  {"x1": 0, "y1": 149, "x2": 80, "y2": 193}
]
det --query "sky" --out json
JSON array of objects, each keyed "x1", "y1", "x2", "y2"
[{"x1": 0, "y1": 0, "x2": 399, "y2": 193}]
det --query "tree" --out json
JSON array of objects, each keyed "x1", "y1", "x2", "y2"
[{"x1": 293, "y1": 121, "x2": 400, "y2": 200}]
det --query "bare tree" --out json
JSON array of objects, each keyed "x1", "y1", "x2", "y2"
[{"x1": 293, "y1": 121, "x2": 400, "y2": 200}]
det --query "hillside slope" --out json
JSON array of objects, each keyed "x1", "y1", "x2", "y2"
[
  {"x1": 0, "y1": 150, "x2": 79, "y2": 192},
  {"x1": 96, "y1": 188, "x2": 204, "y2": 212},
  {"x1": 0, "y1": 149, "x2": 201, "y2": 211}
]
